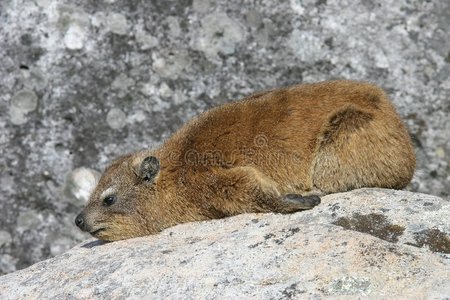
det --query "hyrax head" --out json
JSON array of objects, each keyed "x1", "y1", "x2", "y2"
[{"x1": 75, "y1": 151, "x2": 165, "y2": 241}]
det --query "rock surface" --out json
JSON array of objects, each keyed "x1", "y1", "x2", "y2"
[
  {"x1": 0, "y1": 189, "x2": 449, "y2": 299},
  {"x1": 1, "y1": 0, "x2": 449, "y2": 274}
]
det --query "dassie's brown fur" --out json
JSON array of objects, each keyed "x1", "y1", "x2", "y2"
[{"x1": 76, "y1": 80, "x2": 416, "y2": 241}]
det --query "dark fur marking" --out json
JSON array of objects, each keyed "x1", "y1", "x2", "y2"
[
  {"x1": 321, "y1": 107, "x2": 373, "y2": 145},
  {"x1": 365, "y1": 93, "x2": 381, "y2": 108}
]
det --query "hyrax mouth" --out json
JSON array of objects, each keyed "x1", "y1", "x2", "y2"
[{"x1": 90, "y1": 228, "x2": 106, "y2": 236}]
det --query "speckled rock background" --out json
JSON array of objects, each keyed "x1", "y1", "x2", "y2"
[
  {"x1": 0, "y1": 0, "x2": 449, "y2": 275},
  {"x1": 1, "y1": 189, "x2": 449, "y2": 299}
]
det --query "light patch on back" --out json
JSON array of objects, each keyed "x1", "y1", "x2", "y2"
[{"x1": 100, "y1": 187, "x2": 117, "y2": 199}]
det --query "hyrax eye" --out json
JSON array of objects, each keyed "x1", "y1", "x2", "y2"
[{"x1": 103, "y1": 195, "x2": 117, "y2": 207}]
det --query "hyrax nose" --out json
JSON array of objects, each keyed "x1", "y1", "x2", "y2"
[{"x1": 75, "y1": 213, "x2": 86, "y2": 231}]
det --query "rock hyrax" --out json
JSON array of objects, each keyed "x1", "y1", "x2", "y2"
[{"x1": 76, "y1": 80, "x2": 416, "y2": 241}]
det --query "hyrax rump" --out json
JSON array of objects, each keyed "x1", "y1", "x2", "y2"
[{"x1": 75, "y1": 80, "x2": 416, "y2": 241}]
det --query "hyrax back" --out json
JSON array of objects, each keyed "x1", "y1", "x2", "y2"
[{"x1": 76, "y1": 80, "x2": 416, "y2": 241}]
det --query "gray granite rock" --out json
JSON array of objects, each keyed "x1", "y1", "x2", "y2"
[
  {"x1": 0, "y1": 189, "x2": 449, "y2": 299},
  {"x1": 0, "y1": 0, "x2": 449, "y2": 275}
]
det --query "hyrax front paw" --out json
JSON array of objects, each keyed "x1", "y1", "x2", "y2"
[{"x1": 282, "y1": 194, "x2": 321, "y2": 210}]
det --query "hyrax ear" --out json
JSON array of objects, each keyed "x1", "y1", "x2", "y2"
[{"x1": 139, "y1": 156, "x2": 160, "y2": 182}]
